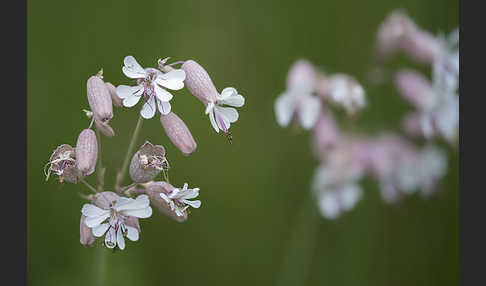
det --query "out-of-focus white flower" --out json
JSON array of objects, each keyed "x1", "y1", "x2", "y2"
[
  {"x1": 325, "y1": 74, "x2": 366, "y2": 115},
  {"x1": 274, "y1": 59, "x2": 321, "y2": 129},
  {"x1": 116, "y1": 56, "x2": 185, "y2": 119},
  {"x1": 81, "y1": 192, "x2": 152, "y2": 250},
  {"x1": 159, "y1": 183, "x2": 201, "y2": 217}
]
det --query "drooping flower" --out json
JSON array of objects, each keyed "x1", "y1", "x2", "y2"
[
  {"x1": 116, "y1": 56, "x2": 186, "y2": 119},
  {"x1": 181, "y1": 59, "x2": 245, "y2": 139},
  {"x1": 81, "y1": 192, "x2": 152, "y2": 250},
  {"x1": 129, "y1": 141, "x2": 169, "y2": 183},
  {"x1": 144, "y1": 181, "x2": 188, "y2": 222},
  {"x1": 274, "y1": 59, "x2": 321, "y2": 129},
  {"x1": 44, "y1": 144, "x2": 80, "y2": 183},
  {"x1": 159, "y1": 183, "x2": 201, "y2": 217}
]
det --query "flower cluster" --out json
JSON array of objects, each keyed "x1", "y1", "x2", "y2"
[
  {"x1": 275, "y1": 10, "x2": 456, "y2": 219},
  {"x1": 46, "y1": 55, "x2": 245, "y2": 250}
]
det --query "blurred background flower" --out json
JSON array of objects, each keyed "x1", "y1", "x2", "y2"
[{"x1": 28, "y1": 0, "x2": 458, "y2": 285}]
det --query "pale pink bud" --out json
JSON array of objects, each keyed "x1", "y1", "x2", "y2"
[
  {"x1": 104, "y1": 82, "x2": 123, "y2": 107},
  {"x1": 395, "y1": 69, "x2": 432, "y2": 110},
  {"x1": 129, "y1": 141, "x2": 169, "y2": 183},
  {"x1": 45, "y1": 144, "x2": 79, "y2": 183},
  {"x1": 402, "y1": 28, "x2": 440, "y2": 65},
  {"x1": 402, "y1": 112, "x2": 424, "y2": 137},
  {"x1": 375, "y1": 10, "x2": 416, "y2": 61},
  {"x1": 94, "y1": 118, "x2": 115, "y2": 137},
  {"x1": 125, "y1": 216, "x2": 141, "y2": 232},
  {"x1": 181, "y1": 60, "x2": 219, "y2": 105},
  {"x1": 87, "y1": 75, "x2": 113, "y2": 122},
  {"x1": 144, "y1": 181, "x2": 187, "y2": 222},
  {"x1": 160, "y1": 112, "x2": 197, "y2": 155},
  {"x1": 313, "y1": 110, "x2": 339, "y2": 155},
  {"x1": 93, "y1": 191, "x2": 119, "y2": 209},
  {"x1": 80, "y1": 215, "x2": 95, "y2": 247},
  {"x1": 75, "y1": 129, "x2": 98, "y2": 177},
  {"x1": 286, "y1": 59, "x2": 316, "y2": 91}
]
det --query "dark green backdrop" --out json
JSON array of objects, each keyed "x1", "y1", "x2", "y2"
[{"x1": 28, "y1": 0, "x2": 459, "y2": 285}]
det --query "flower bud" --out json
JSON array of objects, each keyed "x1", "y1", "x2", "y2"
[
  {"x1": 93, "y1": 191, "x2": 119, "y2": 208},
  {"x1": 45, "y1": 144, "x2": 79, "y2": 183},
  {"x1": 313, "y1": 111, "x2": 339, "y2": 156},
  {"x1": 160, "y1": 112, "x2": 197, "y2": 155},
  {"x1": 129, "y1": 141, "x2": 169, "y2": 183},
  {"x1": 181, "y1": 60, "x2": 219, "y2": 105},
  {"x1": 80, "y1": 215, "x2": 95, "y2": 247},
  {"x1": 125, "y1": 216, "x2": 141, "y2": 232},
  {"x1": 87, "y1": 75, "x2": 113, "y2": 122},
  {"x1": 402, "y1": 28, "x2": 439, "y2": 65},
  {"x1": 375, "y1": 10, "x2": 416, "y2": 61},
  {"x1": 105, "y1": 82, "x2": 123, "y2": 107},
  {"x1": 286, "y1": 59, "x2": 316, "y2": 91},
  {"x1": 94, "y1": 118, "x2": 115, "y2": 137},
  {"x1": 144, "y1": 181, "x2": 187, "y2": 222},
  {"x1": 394, "y1": 69, "x2": 432, "y2": 110},
  {"x1": 75, "y1": 129, "x2": 98, "y2": 177}
]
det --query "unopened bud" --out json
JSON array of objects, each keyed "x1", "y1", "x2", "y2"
[
  {"x1": 144, "y1": 181, "x2": 187, "y2": 222},
  {"x1": 87, "y1": 75, "x2": 113, "y2": 122},
  {"x1": 95, "y1": 118, "x2": 115, "y2": 137},
  {"x1": 160, "y1": 112, "x2": 197, "y2": 155},
  {"x1": 93, "y1": 191, "x2": 119, "y2": 209},
  {"x1": 313, "y1": 110, "x2": 339, "y2": 156},
  {"x1": 125, "y1": 216, "x2": 141, "y2": 232},
  {"x1": 75, "y1": 129, "x2": 98, "y2": 177},
  {"x1": 80, "y1": 215, "x2": 95, "y2": 247},
  {"x1": 402, "y1": 28, "x2": 439, "y2": 65},
  {"x1": 45, "y1": 144, "x2": 79, "y2": 183},
  {"x1": 395, "y1": 69, "x2": 433, "y2": 110},
  {"x1": 105, "y1": 82, "x2": 123, "y2": 107},
  {"x1": 181, "y1": 60, "x2": 219, "y2": 105},
  {"x1": 129, "y1": 141, "x2": 169, "y2": 183}
]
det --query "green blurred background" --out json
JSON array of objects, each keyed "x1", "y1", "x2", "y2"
[{"x1": 27, "y1": 0, "x2": 458, "y2": 285}]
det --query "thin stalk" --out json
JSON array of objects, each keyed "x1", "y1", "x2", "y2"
[
  {"x1": 80, "y1": 178, "x2": 98, "y2": 194},
  {"x1": 115, "y1": 115, "x2": 143, "y2": 192},
  {"x1": 277, "y1": 194, "x2": 320, "y2": 286},
  {"x1": 94, "y1": 245, "x2": 107, "y2": 286},
  {"x1": 95, "y1": 129, "x2": 105, "y2": 192}
]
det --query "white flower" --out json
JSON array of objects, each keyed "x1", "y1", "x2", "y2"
[
  {"x1": 159, "y1": 183, "x2": 201, "y2": 217},
  {"x1": 205, "y1": 87, "x2": 245, "y2": 135},
  {"x1": 116, "y1": 56, "x2": 186, "y2": 119},
  {"x1": 81, "y1": 193, "x2": 152, "y2": 250},
  {"x1": 326, "y1": 74, "x2": 366, "y2": 115},
  {"x1": 274, "y1": 60, "x2": 320, "y2": 129}
]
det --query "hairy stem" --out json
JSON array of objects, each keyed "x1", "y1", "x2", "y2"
[
  {"x1": 115, "y1": 115, "x2": 143, "y2": 192},
  {"x1": 277, "y1": 194, "x2": 320, "y2": 286}
]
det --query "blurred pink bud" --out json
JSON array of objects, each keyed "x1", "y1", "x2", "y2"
[
  {"x1": 75, "y1": 129, "x2": 98, "y2": 177},
  {"x1": 394, "y1": 69, "x2": 432, "y2": 110},
  {"x1": 402, "y1": 112, "x2": 425, "y2": 137},
  {"x1": 87, "y1": 75, "x2": 113, "y2": 123},
  {"x1": 312, "y1": 110, "x2": 339, "y2": 155},
  {"x1": 286, "y1": 59, "x2": 316, "y2": 91},
  {"x1": 94, "y1": 118, "x2": 115, "y2": 137},
  {"x1": 402, "y1": 28, "x2": 440, "y2": 65},
  {"x1": 129, "y1": 141, "x2": 168, "y2": 183},
  {"x1": 375, "y1": 10, "x2": 416, "y2": 61},
  {"x1": 160, "y1": 112, "x2": 197, "y2": 156},
  {"x1": 45, "y1": 144, "x2": 79, "y2": 183},
  {"x1": 144, "y1": 181, "x2": 188, "y2": 222},
  {"x1": 80, "y1": 215, "x2": 95, "y2": 247},
  {"x1": 105, "y1": 82, "x2": 123, "y2": 107},
  {"x1": 181, "y1": 59, "x2": 219, "y2": 105}
]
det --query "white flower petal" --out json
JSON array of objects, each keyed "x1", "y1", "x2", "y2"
[
  {"x1": 157, "y1": 99, "x2": 171, "y2": 115},
  {"x1": 117, "y1": 227, "x2": 125, "y2": 250},
  {"x1": 104, "y1": 227, "x2": 117, "y2": 248},
  {"x1": 123, "y1": 95, "x2": 142, "y2": 108},
  {"x1": 114, "y1": 195, "x2": 150, "y2": 212},
  {"x1": 208, "y1": 109, "x2": 219, "y2": 133},
  {"x1": 318, "y1": 193, "x2": 340, "y2": 219},
  {"x1": 92, "y1": 223, "x2": 110, "y2": 237},
  {"x1": 159, "y1": 192, "x2": 172, "y2": 204},
  {"x1": 84, "y1": 213, "x2": 110, "y2": 228},
  {"x1": 122, "y1": 206, "x2": 153, "y2": 219},
  {"x1": 219, "y1": 87, "x2": 245, "y2": 107},
  {"x1": 82, "y1": 204, "x2": 107, "y2": 217},
  {"x1": 178, "y1": 188, "x2": 199, "y2": 200},
  {"x1": 116, "y1": 85, "x2": 143, "y2": 99},
  {"x1": 154, "y1": 84, "x2": 173, "y2": 102},
  {"x1": 274, "y1": 93, "x2": 295, "y2": 127},
  {"x1": 183, "y1": 199, "x2": 201, "y2": 208},
  {"x1": 298, "y1": 95, "x2": 321, "y2": 129},
  {"x1": 122, "y1": 56, "x2": 147, "y2": 79},
  {"x1": 214, "y1": 109, "x2": 231, "y2": 131},
  {"x1": 155, "y1": 69, "x2": 186, "y2": 90},
  {"x1": 140, "y1": 96, "x2": 156, "y2": 119},
  {"x1": 126, "y1": 225, "x2": 139, "y2": 241},
  {"x1": 214, "y1": 106, "x2": 239, "y2": 123}
]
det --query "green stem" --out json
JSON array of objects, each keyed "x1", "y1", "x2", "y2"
[
  {"x1": 94, "y1": 245, "x2": 107, "y2": 286},
  {"x1": 115, "y1": 115, "x2": 143, "y2": 192},
  {"x1": 277, "y1": 194, "x2": 320, "y2": 286},
  {"x1": 80, "y1": 178, "x2": 98, "y2": 194}
]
